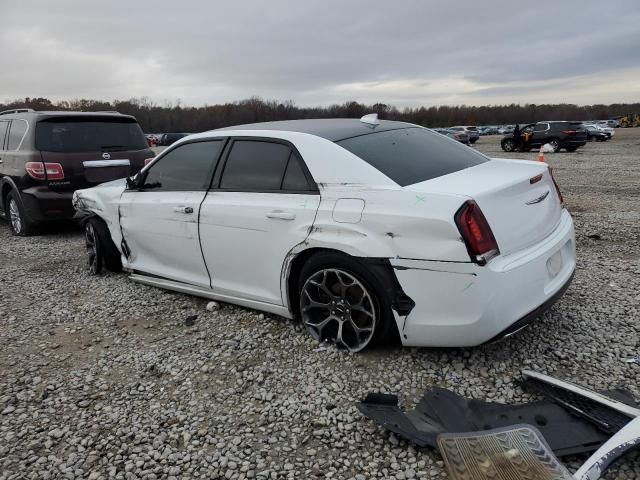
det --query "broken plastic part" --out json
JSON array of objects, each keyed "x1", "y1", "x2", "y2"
[
  {"x1": 357, "y1": 388, "x2": 611, "y2": 456},
  {"x1": 523, "y1": 370, "x2": 640, "y2": 434},
  {"x1": 437, "y1": 417, "x2": 640, "y2": 480},
  {"x1": 438, "y1": 425, "x2": 574, "y2": 480},
  {"x1": 574, "y1": 416, "x2": 640, "y2": 480}
]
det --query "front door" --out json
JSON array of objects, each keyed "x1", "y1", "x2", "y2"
[
  {"x1": 120, "y1": 139, "x2": 225, "y2": 287},
  {"x1": 199, "y1": 138, "x2": 320, "y2": 305}
]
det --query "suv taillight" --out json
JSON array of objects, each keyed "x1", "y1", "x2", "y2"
[
  {"x1": 548, "y1": 167, "x2": 564, "y2": 206},
  {"x1": 561, "y1": 130, "x2": 576, "y2": 134},
  {"x1": 455, "y1": 200, "x2": 499, "y2": 265},
  {"x1": 25, "y1": 162, "x2": 65, "y2": 181}
]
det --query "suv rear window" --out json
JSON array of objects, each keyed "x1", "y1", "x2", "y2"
[
  {"x1": 35, "y1": 117, "x2": 147, "y2": 152},
  {"x1": 337, "y1": 127, "x2": 488, "y2": 187}
]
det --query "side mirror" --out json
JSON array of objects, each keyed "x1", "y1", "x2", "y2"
[{"x1": 126, "y1": 176, "x2": 139, "y2": 190}]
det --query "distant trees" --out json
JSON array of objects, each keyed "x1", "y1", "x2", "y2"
[{"x1": 2, "y1": 96, "x2": 637, "y2": 132}]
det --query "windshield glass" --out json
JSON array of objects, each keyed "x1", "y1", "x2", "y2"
[
  {"x1": 337, "y1": 127, "x2": 489, "y2": 187},
  {"x1": 35, "y1": 117, "x2": 147, "y2": 152}
]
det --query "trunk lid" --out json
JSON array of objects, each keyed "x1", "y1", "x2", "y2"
[{"x1": 406, "y1": 159, "x2": 563, "y2": 255}]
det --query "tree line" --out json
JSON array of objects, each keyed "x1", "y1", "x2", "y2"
[{"x1": 2, "y1": 96, "x2": 638, "y2": 133}]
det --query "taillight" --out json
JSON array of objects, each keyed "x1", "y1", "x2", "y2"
[
  {"x1": 25, "y1": 162, "x2": 65, "y2": 181},
  {"x1": 455, "y1": 200, "x2": 499, "y2": 265},
  {"x1": 561, "y1": 130, "x2": 576, "y2": 134},
  {"x1": 548, "y1": 167, "x2": 564, "y2": 206},
  {"x1": 144, "y1": 158, "x2": 154, "y2": 166}
]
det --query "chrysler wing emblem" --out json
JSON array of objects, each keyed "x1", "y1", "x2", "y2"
[
  {"x1": 102, "y1": 152, "x2": 111, "y2": 160},
  {"x1": 525, "y1": 190, "x2": 550, "y2": 205}
]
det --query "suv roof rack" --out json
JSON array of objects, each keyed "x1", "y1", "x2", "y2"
[{"x1": 0, "y1": 108, "x2": 36, "y2": 116}]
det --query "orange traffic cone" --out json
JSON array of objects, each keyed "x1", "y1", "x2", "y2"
[{"x1": 538, "y1": 146, "x2": 545, "y2": 162}]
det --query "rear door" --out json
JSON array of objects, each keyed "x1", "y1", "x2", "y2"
[
  {"x1": 119, "y1": 139, "x2": 225, "y2": 287},
  {"x1": 199, "y1": 138, "x2": 320, "y2": 305},
  {"x1": 34, "y1": 116, "x2": 153, "y2": 192}
]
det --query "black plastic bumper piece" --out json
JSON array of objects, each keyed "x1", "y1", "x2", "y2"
[
  {"x1": 357, "y1": 387, "x2": 612, "y2": 456},
  {"x1": 524, "y1": 379, "x2": 637, "y2": 434}
]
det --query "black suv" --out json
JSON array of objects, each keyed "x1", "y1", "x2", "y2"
[
  {"x1": 0, "y1": 109, "x2": 153, "y2": 235},
  {"x1": 501, "y1": 121, "x2": 587, "y2": 152}
]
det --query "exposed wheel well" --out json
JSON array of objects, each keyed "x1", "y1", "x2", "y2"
[
  {"x1": 286, "y1": 247, "x2": 339, "y2": 320},
  {"x1": 285, "y1": 247, "x2": 415, "y2": 321}
]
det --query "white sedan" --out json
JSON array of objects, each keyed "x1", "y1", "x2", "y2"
[{"x1": 73, "y1": 115, "x2": 576, "y2": 352}]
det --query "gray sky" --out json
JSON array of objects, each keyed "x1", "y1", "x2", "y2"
[{"x1": 2, "y1": 0, "x2": 639, "y2": 107}]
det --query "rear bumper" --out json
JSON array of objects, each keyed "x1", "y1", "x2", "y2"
[
  {"x1": 20, "y1": 187, "x2": 75, "y2": 222},
  {"x1": 562, "y1": 139, "x2": 587, "y2": 147},
  {"x1": 391, "y1": 209, "x2": 576, "y2": 347}
]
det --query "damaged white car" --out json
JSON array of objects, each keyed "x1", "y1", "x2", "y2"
[{"x1": 73, "y1": 115, "x2": 576, "y2": 352}]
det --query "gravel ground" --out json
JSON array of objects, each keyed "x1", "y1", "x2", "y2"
[{"x1": 1, "y1": 129, "x2": 639, "y2": 479}]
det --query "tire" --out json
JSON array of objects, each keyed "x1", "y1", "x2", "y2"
[
  {"x1": 589, "y1": 135, "x2": 596, "y2": 142},
  {"x1": 566, "y1": 146, "x2": 578, "y2": 152},
  {"x1": 501, "y1": 139, "x2": 515, "y2": 152},
  {"x1": 84, "y1": 217, "x2": 122, "y2": 275},
  {"x1": 5, "y1": 191, "x2": 36, "y2": 236},
  {"x1": 549, "y1": 138, "x2": 561, "y2": 152},
  {"x1": 297, "y1": 252, "x2": 394, "y2": 352}
]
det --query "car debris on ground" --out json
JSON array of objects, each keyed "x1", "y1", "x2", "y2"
[{"x1": 359, "y1": 371, "x2": 640, "y2": 479}]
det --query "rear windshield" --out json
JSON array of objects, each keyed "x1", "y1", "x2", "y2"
[
  {"x1": 337, "y1": 127, "x2": 488, "y2": 186},
  {"x1": 35, "y1": 117, "x2": 147, "y2": 152}
]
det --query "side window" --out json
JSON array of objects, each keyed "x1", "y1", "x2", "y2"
[
  {"x1": 142, "y1": 140, "x2": 223, "y2": 191},
  {"x1": 0, "y1": 121, "x2": 9, "y2": 149},
  {"x1": 220, "y1": 140, "x2": 290, "y2": 191},
  {"x1": 7, "y1": 120, "x2": 28, "y2": 150},
  {"x1": 534, "y1": 123, "x2": 548, "y2": 132},
  {"x1": 282, "y1": 152, "x2": 312, "y2": 191}
]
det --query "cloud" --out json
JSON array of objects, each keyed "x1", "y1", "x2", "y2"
[{"x1": 1, "y1": 0, "x2": 639, "y2": 106}]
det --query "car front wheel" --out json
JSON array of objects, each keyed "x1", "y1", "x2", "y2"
[
  {"x1": 298, "y1": 253, "x2": 393, "y2": 352},
  {"x1": 501, "y1": 139, "x2": 515, "y2": 152},
  {"x1": 84, "y1": 217, "x2": 122, "y2": 275}
]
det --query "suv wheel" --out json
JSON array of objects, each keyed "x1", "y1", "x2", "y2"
[
  {"x1": 298, "y1": 253, "x2": 394, "y2": 352},
  {"x1": 84, "y1": 217, "x2": 122, "y2": 275},
  {"x1": 6, "y1": 191, "x2": 35, "y2": 236},
  {"x1": 501, "y1": 139, "x2": 515, "y2": 152}
]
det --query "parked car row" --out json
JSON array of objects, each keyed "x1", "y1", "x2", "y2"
[{"x1": 432, "y1": 128, "x2": 470, "y2": 144}]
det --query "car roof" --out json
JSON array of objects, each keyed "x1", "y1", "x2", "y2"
[
  {"x1": 215, "y1": 118, "x2": 416, "y2": 142},
  {"x1": 0, "y1": 110, "x2": 136, "y2": 121}
]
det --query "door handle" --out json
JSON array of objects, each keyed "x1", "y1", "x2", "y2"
[
  {"x1": 266, "y1": 210, "x2": 296, "y2": 221},
  {"x1": 174, "y1": 206, "x2": 194, "y2": 214}
]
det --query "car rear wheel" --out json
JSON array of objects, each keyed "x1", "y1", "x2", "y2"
[
  {"x1": 6, "y1": 191, "x2": 35, "y2": 236},
  {"x1": 298, "y1": 253, "x2": 393, "y2": 352},
  {"x1": 501, "y1": 139, "x2": 515, "y2": 152},
  {"x1": 84, "y1": 217, "x2": 122, "y2": 275}
]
